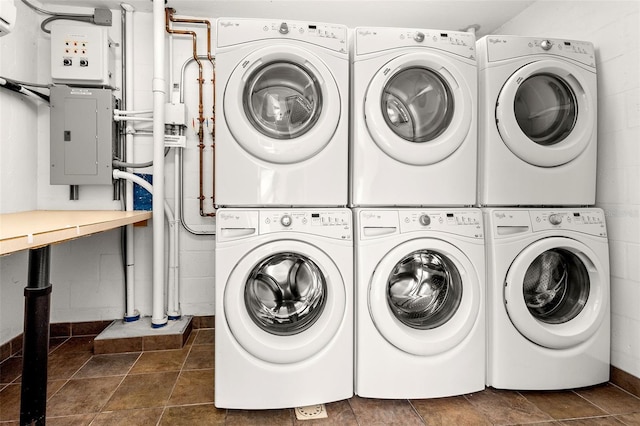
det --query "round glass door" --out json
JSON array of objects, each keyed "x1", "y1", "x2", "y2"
[
  {"x1": 504, "y1": 237, "x2": 607, "y2": 349},
  {"x1": 514, "y1": 74, "x2": 577, "y2": 146},
  {"x1": 224, "y1": 240, "x2": 346, "y2": 364},
  {"x1": 245, "y1": 253, "x2": 326, "y2": 336},
  {"x1": 387, "y1": 250, "x2": 462, "y2": 330},
  {"x1": 522, "y1": 248, "x2": 589, "y2": 324},
  {"x1": 382, "y1": 68, "x2": 454, "y2": 143},
  {"x1": 368, "y1": 239, "x2": 481, "y2": 356},
  {"x1": 496, "y1": 59, "x2": 595, "y2": 167},
  {"x1": 244, "y1": 62, "x2": 322, "y2": 140},
  {"x1": 364, "y1": 52, "x2": 473, "y2": 166},
  {"x1": 223, "y1": 45, "x2": 341, "y2": 164}
]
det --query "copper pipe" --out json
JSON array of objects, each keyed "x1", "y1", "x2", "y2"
[
  {"x1": 168, "y1": 14, "x2": 216, "y2": 215},
  {"x1": 165, "y1": 8, "x2": 215, "y2": 217}
]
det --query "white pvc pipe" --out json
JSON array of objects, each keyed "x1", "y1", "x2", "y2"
[
  {"x1": 113, "y1": 170, "x2": 174, "y2": 222},
  {"x1": 152, "y1": 0, "x2": 167, "y2": 328},
  {"x1": 168, "y1": 148, "x2": 181, "y2": 319},
  {"x1": 113, "y1": 171, "x2": 176, "y2": 325},
  {"x1": 120, "y1": 3, "x2": 138, "y2": 322},
  {"x1": 114, "y1": 109, "x2": 153, "y2": 115},
  {"x1": 167, "y1": 30, "x2": 181, "y2": 319},
  {"x1": 114, "y1": 116, "x2": 154, "y2": 122}
]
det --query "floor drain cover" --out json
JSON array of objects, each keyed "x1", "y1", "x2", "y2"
[{"x1": 295, "y1": 404, "x2": 328, "y2": 420}]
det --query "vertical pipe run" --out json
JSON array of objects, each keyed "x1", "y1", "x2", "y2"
[
  {"x1": 165, "y1": 11, "x2": 180, "y2": 319},
  {"x1": 165, "y1": 9, "x2": 215, "y2": 217},
  {"x1": 69, "y1": 185, "x2": 79, "y2": 200},
  {"x1": 121, "y1": 3, "x2": 139, "y2": 322},
  {"x1": 20, "y1": 246, "x2": 52, "y2": 426},
  {"x1": 152, "y1": 0, "x2": 167, "y2": 328}
]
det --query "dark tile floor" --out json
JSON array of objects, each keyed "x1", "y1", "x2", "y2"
[{"x1": 1, "y1": 329, "x2": 640, "y2": 425}]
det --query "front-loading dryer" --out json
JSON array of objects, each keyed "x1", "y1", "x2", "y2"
[
  {"x1": 354, "y1": 208, "x2": 485, "y2": 398},
  {"x1": 484, "y1": 208, "x2": 610, "y2": 390},
  {"x1": 350, "y1": 27, "x2": 477, "y2": 207},
  {"x1": 477, "y1": 35, "x2": 597, "y2": 206},
  {"x1": 215, "y1": 208, "x2": 353, "y2": 409},
  {"x1": 215, "y1": 18, "x2": 349, "y2": 207}
]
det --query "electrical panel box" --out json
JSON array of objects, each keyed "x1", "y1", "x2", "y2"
[
  {"x1": 50, "y1": 86, "x2": 116, "y2": 185},
  {"x1": 50, "y1": 22, "x2": 115, "y2": 86}
]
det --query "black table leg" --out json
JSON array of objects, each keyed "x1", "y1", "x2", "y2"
[{"x1": 20, "y1": 246, "x2": 52, "y2": 426}]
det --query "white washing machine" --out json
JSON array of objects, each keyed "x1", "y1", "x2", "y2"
[
  {"x1": 477, "y1": 35, "x2": 597, "y2": 206},
  {"x1": 354, "y1": 208, "x2": 485, "y2": 398},
  {"x1": 484, "y1": 208, "x2": 610, "y2": 390},
  {"x1": 214, "y1": 208, "x2": 353, "y2": 409},
  {"x1": 214, "y1": 18, "x2": 349, "y2": 207},
  {"x1": 350, "y1": 27, "x2": 477, "y2": 207}
]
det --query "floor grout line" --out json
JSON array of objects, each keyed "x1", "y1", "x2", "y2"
[{"x1": 7, "y1": 328, "x2": 640, "y2": 425}]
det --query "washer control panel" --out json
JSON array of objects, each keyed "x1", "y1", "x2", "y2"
[
  {"x1": 260, "y1": 209, "x2": 351, "y2": 240},
  {"x1": 355, "y1": 26, "x2": 476, "y2": 60},
  {"x1": 484, "y1": 35, "x2": 595, "y2": 68},
  {"x1": 359, "y1": 209, "x2": 483, "y2": 240},
  {"x1": 530, "y1": 210, "x2": 606, "y2": 236},
  {"x1": 400, "y1": 210, "x2": 483, "y2": 238},
  {"x1": 217, "y1": 209, "x2": 351, "y2": 242},
  {"x1": 217, "y1": 18, "x2": 347, "y2": 53}
]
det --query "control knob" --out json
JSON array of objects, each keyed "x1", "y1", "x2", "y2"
[
  {"x1": 280, "y1": 215, "x2": 292, "y2": 227},
  {"x1": 540, "y1": 39, "x2": 553, "y2": 50},
  {"x1": 549, "y1": 213, "x2": 563, "y2": 225},
  {"x1": 279, "y1": 22, "x2": 289, "y2": 34},
  {"x1": 414, "y1": 32, "x2": 425, "y2": 43},
  {"x1": 419, "y1": 214, "x2": 431, "y2": 226}
]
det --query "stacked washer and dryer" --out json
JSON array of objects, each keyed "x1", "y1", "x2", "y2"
[
  {"x1": 213, "y1": 18, "x2": 353, "y2": 409},
  {"x1": 212, "y1": 19, "x2": 611, "y2": 409},
  {"x1": 476, "y1": 35, "x2": 611, "y2": 390},
  {"x1": 351, "y1": 27, "x2": 486, "y2": 399}
]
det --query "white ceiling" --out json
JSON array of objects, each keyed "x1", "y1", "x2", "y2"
[{"x1": 39, "y1": 0, "x2": 536, "y2": 36}]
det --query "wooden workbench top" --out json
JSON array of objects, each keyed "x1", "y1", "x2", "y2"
[{"x1": 0, "y1": 210, "x2": 152, "y2": 255}]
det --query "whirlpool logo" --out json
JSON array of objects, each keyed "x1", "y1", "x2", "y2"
[
  {"x1": 219, "y1": 213, "x2": 240, "y2": 221},
  {"x1": 362, "y1": 212, "x2": 381, "y2": 220}
]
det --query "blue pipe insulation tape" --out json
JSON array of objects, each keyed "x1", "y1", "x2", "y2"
[
  {"x1": 124, "y1": 313, "x2": 140, "y2": 322},
  {"x1": 133, "y1": 173, "x2": 153, "y2": 211}
]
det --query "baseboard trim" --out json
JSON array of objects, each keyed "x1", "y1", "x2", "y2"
[{"x1": 611, "y1": 365, "x2": 640, "y2": 398}]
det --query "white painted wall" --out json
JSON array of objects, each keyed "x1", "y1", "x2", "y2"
[
  {"x1": 495, "y1": 0, "x2": 640, "y2": 381},
  {"x1": 0, "y1": 0, "x2": 40, "y2": 344}
]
